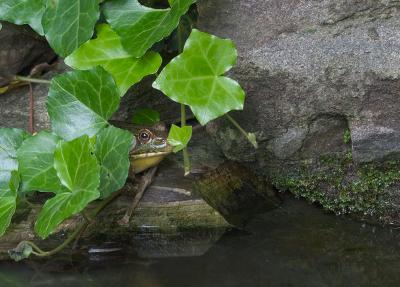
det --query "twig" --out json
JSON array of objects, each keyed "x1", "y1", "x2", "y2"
[
  {"x1": 118, "y1": 167, "x2": 158, "y2": 226},
  {"x1": 28, "y1": 83, "x2": 34, "y2": 134},
  {"x1": 29, "y1": 62, "x2": 54, "y2": 77}
]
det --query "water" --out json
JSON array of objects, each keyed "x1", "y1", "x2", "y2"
[{"x1": 1, "y1": 198, "x2": 400, "y2": 287}]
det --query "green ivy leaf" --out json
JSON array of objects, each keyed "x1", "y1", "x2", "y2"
[
  {"x1": 0, "y1": 0, "x2": 46, "y2": 35},
  {"x1": 132, "y1": 108, "x2": 160, "y2": 125},
  {"x1": 0, "y1": 170, "x2": 19, "y2": 238},
  {"x1": 0, "y1": 129, "x2": 26, "y2": 237},
  {"x1": 42, "y1": 0, "x2": 100, "y2": 57},
  {"x1": 95, "y1": 125, "x2": 133, "y2": 199},
  {"x1": 0, "y1": 171, "x2": 20, "y2": 237},
  {"x1": 8, "y1": 170, "x2": 20, "y2": 195},
  {"x1": 0, "y1": 196, "x2": 16, "y2": 237},
  {"x1": 65, "y1": 24, "x2": 162, "y2": 96},
  {"x1": 103, "y1": 0, "x2": 196, "y2": 57},
  {"x1": 0, "y1": 129, "x2": 27, "y2": 192},
  {"x1": 17, "y1": 131, "x2": 66, "y2": 193},
  {"x1": 47, "y1": 66, "x2": 120, "y2": 141},
  {"x1": 167, "y1": 124, "x2": 192, "y2": 153},
  {"x1": 153, "y1": 29, "x2": 245, "y2": 125},
  {"x1": 35, "y1": 135, "x2": 100, "y2": 239}
]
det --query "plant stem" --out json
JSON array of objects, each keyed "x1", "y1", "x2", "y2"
[
  {"x1": 25, "y1": 222, "x2": 87, "y2": 257},
  {"x1": 15, "y1": 76, "x2": 51, "y2": 85},
  {"x1": 181, "y1": 104, "x2": 191, "y2": 176},
  {"x1": 176, "y1": 24, "x2": 191, "y2": 176},
  {"x1": 226, "y1": 114, "x2": 258, "y2": 149},
  {"x1": 21, "y1": 189, "x2": 123, "y2": 258}
]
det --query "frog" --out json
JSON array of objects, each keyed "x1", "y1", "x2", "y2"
[
  {"x1": 111, "y1": 120, "x2": 172, "y2": 177},
  {"x1": 110, "y1": 120, "x2": 172, "y2": 224},
  {"x1": 129, "y1": 124, "x2": 172, "y2": 176}
]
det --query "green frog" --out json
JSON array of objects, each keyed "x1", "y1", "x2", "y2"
[
  {"x1": 111, "y1": 120, "x2": 172, "y2": 224},
  {"x1": 130, "y1": 126, "x2": 172, "y2": 175},
  {"x1": 111, "y1": 120, "x2": 172, "y2": 176}
]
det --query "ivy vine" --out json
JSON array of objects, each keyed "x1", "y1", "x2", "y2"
[{"x1": 0, "y1": 0, "x2": 256, "y2": 260}]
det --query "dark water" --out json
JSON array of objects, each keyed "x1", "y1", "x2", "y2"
[{"x1": 1, "y1": 198, "x2": 400, "y2": 287}]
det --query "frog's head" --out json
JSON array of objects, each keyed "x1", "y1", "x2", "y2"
[{"x1": 130, "y1": 123, "x2": 172, "y2": 174}]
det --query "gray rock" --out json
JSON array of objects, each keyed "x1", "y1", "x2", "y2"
[
  {"x1": 197, "y1": 0, "x2": 400, "y2": 223},
  {"x1": 198, "y1": 0, "x2": 400, "y2": 164},
  {"x1": 0, "y1": 22, "x2": 55, "y2": 86},
  {"x1": 0, "y1": 60, "x2": 69, "y2": 131}
]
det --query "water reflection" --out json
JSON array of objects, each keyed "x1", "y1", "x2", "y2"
[{"x1": 1, "y1": 198, "x2": 400, "y2": 287}]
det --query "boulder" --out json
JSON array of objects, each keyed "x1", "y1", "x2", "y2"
[
  {"x1": 0, "y1": 22, "x2": 55, "y2": 86},
  {"x1": 198, "y1": 0, "x2": 400, "y2": 224},
  {"x1": 0, "y1": 60, "x2": 68, "y2": 131}
]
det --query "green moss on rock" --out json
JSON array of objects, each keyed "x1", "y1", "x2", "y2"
[{"x1": 273, "y1": 153, "x2": 400, "y2": 223}]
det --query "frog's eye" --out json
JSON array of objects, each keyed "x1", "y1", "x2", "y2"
[{"x1": 138, "y1": 129, "x2": 151, "y2": 143}]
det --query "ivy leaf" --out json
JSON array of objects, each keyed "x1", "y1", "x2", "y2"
[
  {"x1": 167, "y1": 124, "x2": 192, "y2": 153},
  {"x1": 65, "y1": 24, "x2": 162, "y2": 96},
  {"x1": 153, "y1": 29, "x2": 245, "y2": 125},
  {"x1": 0, "y1": 0, "x2": 46, "y2": 35},
  {"x1": 103, "y1": 0, "x2": 196, "y2": 57},
  {"x1": 132, "y1": 108, "x2": 160, "y2": 125},
  {"x1": 8, "y1": 170, "x2": 20, "y2": 194},
  {"x1": 42, "y1": 0, "x2": 100, "y2": 57},
  {"x1": 0, "y1": 171, "x2": 20, "y2": 237},
  {"x1": 0, "y1": 129, "x2": 26, "y2": 237},
  {"x1": 95, "y1": 125, "x2": 133, "y2": 199},
  {"x1": 0, "y1": 129, "x2": 27, "y2": 192},
  {"x1": 35, "y1": 135, "x2": 100, "y2": 239},
  {"x1": 47, "y1": 66, "x2": 120, "y2": 141},
  {"x1": 17, "y1": 131, "x2": 66, "y2": 193},
  {"x1": 0, "y1": 196, "x2": 16, "y2": 237}
]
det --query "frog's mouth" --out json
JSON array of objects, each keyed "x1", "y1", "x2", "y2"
[{"x1": 130, "y1": 150, "x2": 172, "y2": 174}]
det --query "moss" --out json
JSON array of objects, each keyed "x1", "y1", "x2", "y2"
[
  {"x1": 272, "y1": 153, "x2": 400, "y2": 220},
  {"x1": 343, "y1": 129, "x2": 351, "y2": 144}
]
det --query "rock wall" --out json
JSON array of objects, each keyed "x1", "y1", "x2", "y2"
[{"x1": 198, "y1": 0, "x2": 400, "y2": 224}]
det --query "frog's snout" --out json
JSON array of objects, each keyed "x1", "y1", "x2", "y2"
[{"x1": 153, "y1": 137, "x2": 167, "y2": 148}]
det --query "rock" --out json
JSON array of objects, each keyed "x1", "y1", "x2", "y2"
[
  {"x1": 0, "y1": 22, "x2": 55, "y2": 86},
  {"x1": 194, "y1": 161, "x2": 281, "y2": 227},
  {"x1": 0, "y1": 60, "x2": 69, "y2": 131},
  {"x1": 197, "y1": 0, "x2": 400, "y2": 224}
]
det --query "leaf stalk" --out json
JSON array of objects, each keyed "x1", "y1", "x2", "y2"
[
  {"x1": 181, "y1": 104, "x2": 191, "y2": 176},
  {"x1": 15, "y1": 76, "x2": 51, "y2": 85},
  {"x1": 226, "y1": 114, "x2": 258, "y2": 149}
]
